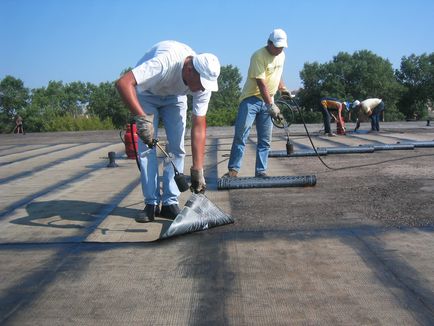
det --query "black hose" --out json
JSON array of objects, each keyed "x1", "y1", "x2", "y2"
[{"x1": 281, "y1": 96, "x2": 337, "y2": 170}]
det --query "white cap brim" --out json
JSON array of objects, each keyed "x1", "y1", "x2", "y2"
[
  {"x1": 200, "y1": 76, "x2": 218, "y2": 92},
  {"x1": 192, "y1": 54, "x2": 220, "y2": 92},
  {"x1": 273, "y1": 40, "x2": 288, "y2": 48}
]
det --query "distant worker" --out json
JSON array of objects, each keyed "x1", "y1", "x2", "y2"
[
  {"x1": 319, "y1": 98, "x2": 350, "y2": 136},
  {"x1": 116, "y1": 40, "x2": 220, "y2": 223},
  {"x1": 223, "y1": 28, "x2": 289, "y2": 178},
  {"x1": 13, "y1": 115, "x2": 24, "y2": 134},
  {"x1": 352, "y1": 98, "x2": 385, "y2": 132},
  {"x1": 427, "y1": 103, "x2": 434, "y2": 126}
]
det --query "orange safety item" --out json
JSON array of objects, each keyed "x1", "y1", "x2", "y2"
[{"x1": 123, "y1": 123, "x2": 138, "y2": 159}]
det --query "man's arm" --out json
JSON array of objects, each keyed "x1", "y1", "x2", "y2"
[
  {"x1": 115, "y1": 71, "x2": 145, "y2": 116},
  {"x1": 278, "y1": 79, "x2": 290, "y2": 95},
  {"x1": 256, "y1": 78, "x2": 272, "y2": 104},
  {"x1": 256, "y1": 78, "x2": 283, "y2": 121},
  {"x1": 191, "y1": 114, "x2": 206, "y2": 169},
  {"x1": 116, "y1": 71, "x2": 154, "y2": 146},
  {"x1": 190, "y1": 114, "x2": 207, "y2": 193}
]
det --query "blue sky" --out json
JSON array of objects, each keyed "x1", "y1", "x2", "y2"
[{"x1": 1, "y1": 0, "x2": 434, "y2": 91}]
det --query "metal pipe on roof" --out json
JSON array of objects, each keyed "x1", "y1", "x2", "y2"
[
  {"x1": 324, "y1": 146, "x2": 375, "y2": 154},
  {"x1": 269, "y1": 149, "x2": 327, "y2": 157},
  {"x1": 373, "y1": 144, "x2": 415, "y2": 151}
]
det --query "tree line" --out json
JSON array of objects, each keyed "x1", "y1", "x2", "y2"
[{"x1": 0, "y1": 51, "x2": 433, "y2": 133}]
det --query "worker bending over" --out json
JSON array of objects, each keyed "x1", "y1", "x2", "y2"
[
  {"x1": 319, "y1": 98, "x2": 350, "y2": 136},
  {"x1": 352, "y1": 98, "x2": 385, "y2": 132}
]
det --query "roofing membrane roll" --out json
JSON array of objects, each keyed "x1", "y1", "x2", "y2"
[
  {"x1": 217, "y1": 175, "x2": 317, "y2": 190},
  {"x1": 161, "y1": 193, "x2": 233, "y2": 239}
]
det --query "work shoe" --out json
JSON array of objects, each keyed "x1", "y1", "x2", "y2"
[
  {"x1": 135, "y1": 204, "x2": 159, "y2": 223},
  {"x1": 159, "y1": 204, "x2": 181, "y2": 220},
  {"x1": 222, "y1": 169, "x2": 238, "y2": 178},
  {"x1": 255, "y1": 172, "x2": 268, "y2": 177}
]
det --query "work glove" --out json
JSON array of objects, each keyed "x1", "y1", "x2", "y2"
[
  {"x1": 190, "y1": 167, "x2": 206, "y2": 194},
  {"x1": 267, "y1": 103, "x2": 284, "y2": 122},
  {"x1": 134, "y1": 114, "x2": 154, "y2": 147}
]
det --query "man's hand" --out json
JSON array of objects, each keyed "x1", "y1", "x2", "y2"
[
  {"x1": 355, "y1": 119, "x2": 360, "y2": 131},
  {"x1": 267, "y1": 103, "x2": 280, "y2": 118},
  {"x1": 190, "y1": 168, "x2": 206, "y2": 194},
  {"x1": 267, "y1": 103, "x2": 284, "y2": 122},
  {"x1": 134, "y1": 114, "x2": 154, "y2": 147},
  {"x1": 280, "y1": 88, "x2": 293, "y2": 98}
]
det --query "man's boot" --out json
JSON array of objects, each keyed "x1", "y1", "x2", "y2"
[
  {"x1": 135, "y1": 204, "x2": 159, "y2": 223},
  {"x1": 159, "y1": 204, "x2": 181, "y2": 220}
]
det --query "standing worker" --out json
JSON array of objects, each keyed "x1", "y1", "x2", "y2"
[
  {"x1": 426, "y1": 104, "x2": 434, "y2": 126},
  {"x1": 319, "y1": 98, "x2": 349, "y2": 136},
  {"x1": 223, "y1": 29, "x2": 289, "y2": 178},
  {"x1": 13, "y1": 115, "x2": 24, "y2": 134},
  {"x1": 352, "y1": 98, "x2": 385, "y2": 132},
  {"x1": 116, "y1": 40, "x2": 220, "y2": 223}
]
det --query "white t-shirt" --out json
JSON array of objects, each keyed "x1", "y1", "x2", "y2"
[
  {"x1": 360, "y1": 98, "x2": 382, "y2": 115},
  {"x1": 132, "y1": 40, "x2": 211, "y2": 116}
]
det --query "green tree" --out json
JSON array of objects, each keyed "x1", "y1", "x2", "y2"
[
  {"x1": 298, "y1": 62, "x2": 326, "y2": 110},
  {"x1": 396, "y1": 53, "x2": 434, "y2": 119},
  {"x1": 88, "y1": 81, "x2": 129, "y2": 128},
  {"x1": 186, "y1": 64, "x2": 242, "y2": 126},
  {"x1": 208, "y1": 64, "x2": 242, "y2": 110},
  {"x1": 0, "y1": 76, "x2": 29, "y2": 132},
  {"x1": 22, "y1": 81, "x2": 67, "y2": 131},
  {"x1": 30, "y1": 81, "x2": 66, "y2": 115},
  {"x1": 205, "y1": 64, "x2": 242, "y2": 126},
  {"x1": 64, "y1": 81, "x2": 94, "y2": 117}
]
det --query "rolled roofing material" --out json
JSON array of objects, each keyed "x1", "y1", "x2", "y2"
[
  {"x1": 217, "y1": 175, "x2": 317, "y2": 190},
  {"x1": 161, "y1": 193, "x2": 233, "y2": 239}
]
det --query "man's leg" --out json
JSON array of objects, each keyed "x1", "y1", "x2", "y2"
[
  {"x1": 320, "y1": 106, "x2": 332, "y2": 134},
  {"x1": 371, "y1": 102, "x2": 385, "y2": 131},
  {"x1": 228, "y1": 97, "x2": 258, "y2": 173},
  {"x1": 369, "y1": 115, "x2": 376, "y2": 131},
  {"x1": 255, "y1": 102, "x2": 273, "y2": 175},
  {"x1": 137, "y1": 94, "x2": 161, "y2": 206},
  {"x1": 376, "y1": 102, "x2": 385, "y2": 131},
  {"x1": 375, "y1": 114, "x2": 381, "y2": 131},
  {"x1": 159, "y1": 95, "x2": 187, "y2": 206}
]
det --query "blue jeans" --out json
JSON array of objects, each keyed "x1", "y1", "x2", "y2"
[
  {"x1": 228, "y1": 96, "x2": 273, "y2": 175},
  {"x1": 137, "y1": 92, "x2": 187, "y2": 206},
  {"x1": 370, "y1": 101, "x2": 385, "y2": 131},
  {"x1": 320, "y1": 106, "x2": 334, "y2": 134}
]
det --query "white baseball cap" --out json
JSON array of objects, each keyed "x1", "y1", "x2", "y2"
[
  {"x1": 192, "y1": 53, "x2": 221, "y2": 92},
  {"x1": 269, "y1": 29, "x2": 288, "y2": 48},
  {"x1": 352, "y1": 100, "x2": 361, "y2": 108}
]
